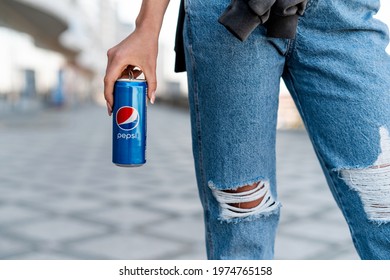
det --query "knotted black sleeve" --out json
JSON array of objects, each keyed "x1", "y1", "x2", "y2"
[
  {"x1": 218, "y1": 0, "x2": 308, "y2": 41},
  {"x1": 265, "y1": 0, "x2": 307, "y2": 38},
  {"x1": 218, "y1": 0, "x2": 275, "y2": 41}
]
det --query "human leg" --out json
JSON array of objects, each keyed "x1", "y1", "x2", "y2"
[
  {"x1": 183, "y1": 0, "x2": 288, "y2": 259},
  {"x1": 284, "y1": 0, "x2": 390, "y2": 259}
]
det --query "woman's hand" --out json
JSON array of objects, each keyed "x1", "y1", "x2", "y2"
[
  {"x1": 104, "y1": 29, "x2": 158, "y2": 116},
  {"x1": 103, "y1": 0, "x2": 170, "y2": 116}
]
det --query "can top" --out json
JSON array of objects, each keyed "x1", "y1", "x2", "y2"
[
  {"x1": 117, "y1": 68, "x2": 146, "y2": 82},
  {"x1": 117, "y1": 68, "x2": 146, "y2": 83},
  {"x1": 117, "y1": 78, "x2": 147, "y2": 82}
]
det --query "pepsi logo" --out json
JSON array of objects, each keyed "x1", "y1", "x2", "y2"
[{"x1": 116, "y1": 106, "x2": 140, "y2": 131}]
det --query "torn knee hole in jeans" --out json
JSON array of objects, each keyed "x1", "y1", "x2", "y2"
[
  {"x1": 339, "y1": 126, "x2": 390, "y2": 223},
  {"x1": 340, "y1": 164, "x2": 390, "y2": 222},
  {"x1": 211, "y1": 181, "x2": 279, "y2": 220}
]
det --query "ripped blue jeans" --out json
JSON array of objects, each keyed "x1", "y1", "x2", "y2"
[{"x1": 183, "y1": 0, "x2": 390, "y2": 259}]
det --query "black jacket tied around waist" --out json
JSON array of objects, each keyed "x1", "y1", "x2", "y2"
[{"x1": 174, "y1": 0, "x2": 307, "y2": 72}]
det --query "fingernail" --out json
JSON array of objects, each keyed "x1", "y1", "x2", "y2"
[
  {"x1": 150, "y1": 92, "x2": 156, "y2": 104},
  {"x1": 106, "y1": 101, "x2": 112, "y2": 116}
]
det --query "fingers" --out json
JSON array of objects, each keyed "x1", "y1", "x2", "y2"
[
  {"x1": 124, "y1": 65, "x2": 157, "y2": 104},
  {"x1": 104, "y1": 44, "x2": 158, "y2": 115},
  {"x1": 144, "y1": 69, "x2": 157, "y2": 104},
  {"x1": 103, "y1": 75, "x2": 115, "y2": 116},
  {"x1": 104, "y1": 51, "x2": 127, "y2": 116}
]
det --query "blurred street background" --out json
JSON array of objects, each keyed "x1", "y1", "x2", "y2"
[{"x1": 0, "y1": 0, "x2": 389, "y2": 260}]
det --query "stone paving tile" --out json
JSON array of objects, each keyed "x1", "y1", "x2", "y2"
[
  {"x1": 0, "y1": 234, "x2": 33, "y2": 259},
  {"x1": 330, "y1": 248, "x2": 360, "y2": 260},
  {"x1": 5, "y1": 217, "x2": 108, "y2": 243},
  {"x1": 143, "y1": 215, "x2": 205, "y2": 243},
  {"x1": 320, "y1": 207, "x2": 351, "y2": 226},
  {"x1": 279, "y1": 198, "x2": 335, "y2": 222},
  {"x1": 84, "y1": 186, "x2": 153, "y2": 204},
  {"x1": 277, "y1": 217, "x2": 353, "y2": 244},
  {"x1": 175, "y1": 242, "x2": 207, "y2": 260},
  {"x1": 80, "y1": 204, "x2": 170, "y2": 230},
  {"x1": 68, "y1": 233, "x2": 185, "y2": 260},
  {"x1": 28, "y1": 195, "x2": 106, "y2": 215},
  {"x1": 7, "y1": 251, "x2": 78, "y2": 260},
  {"x1": 145, "y1": 194, "x2": 202, "y2": 216},
  {"x1": 287, "y1": 187, "x2": 336, "y2": 205},
  {"x1": 274, "y1": 234, "x2": 333, "y2": 260},
  {"x1": 0, "y1": 204, "x2": 47, "y2": 226},
  {"x1": 0, "y1": 187, "x2": 59, "y2": 207}
]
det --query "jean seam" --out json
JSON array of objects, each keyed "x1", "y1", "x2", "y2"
[
  {"x1": 189, "y1": 47, "x2": 214, "y2": 259},
  {"x1": 285, "y1": 38, "x2": 296, "y2": 59},
  {"x1": 184, "y1": 6, "x2": 214, "y2": 259}
]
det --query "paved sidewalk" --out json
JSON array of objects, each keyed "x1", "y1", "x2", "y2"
[{"x1": 0, "y1": 104, "x2": 358, "y2": 260}]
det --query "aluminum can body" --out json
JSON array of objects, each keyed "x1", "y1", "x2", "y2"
[{"x1": 112, "y1": 79, "x2": 147, "y2": 167}]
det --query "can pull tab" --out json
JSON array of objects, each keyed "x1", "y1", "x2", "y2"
[
  {"x1": 128, "y1": 67, "x2": 144, "y2": 80},
  {"x1": 129, "y1": 69, "x2": 135, "y2": 80}
]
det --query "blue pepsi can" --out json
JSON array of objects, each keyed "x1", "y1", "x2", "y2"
[{"x1": 112, "y1": 78, "x2": 147, "y2": 167}]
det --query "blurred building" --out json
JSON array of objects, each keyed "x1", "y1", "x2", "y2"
[{"x1": 0, "y1": 0, "x2": 130, "y2": 111}]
